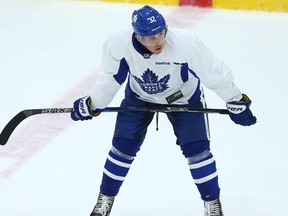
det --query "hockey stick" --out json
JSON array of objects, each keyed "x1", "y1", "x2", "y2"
[{"x1": 0, "y1": 106, "x2": 228, "y2": 146}]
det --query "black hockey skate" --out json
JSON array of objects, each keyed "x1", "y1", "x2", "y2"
[
  {"x1": 204, "y1": 199, "x2": 224, "y2": 216},
  {"x1": 90, "y1": 192, "x2": 115, "y2": 216}
]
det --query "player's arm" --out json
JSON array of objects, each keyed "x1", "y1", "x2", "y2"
[
  {"x1": 187, "y1": 33, "x2": 256, "y2": 126},
  {"x1": 71, "y1": 30, "x2": 130, "y2": 121}
]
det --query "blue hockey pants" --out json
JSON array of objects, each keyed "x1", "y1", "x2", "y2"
[{"x1": 99, "y1": 90, "x2": 220, "y2": 201}]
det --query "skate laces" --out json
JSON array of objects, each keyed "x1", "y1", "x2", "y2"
[
  {"x1": 93, "y1": 193, "x2": 114, "y2": 216},
  {"x1": 204, "y1": 199, "x2": 223, "y2": 216}
]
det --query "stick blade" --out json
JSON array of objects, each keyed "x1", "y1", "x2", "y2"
[{"x1": 0, "y1": 111, "x2": 31, "y2": 145}]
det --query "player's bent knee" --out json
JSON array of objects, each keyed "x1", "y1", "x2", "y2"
[
  {"x1": 112, "y1": 137, "x2": 143, "y2": 157},
  {"x1": 180, "y1": 140, "x2": 210, "y2": 159}
]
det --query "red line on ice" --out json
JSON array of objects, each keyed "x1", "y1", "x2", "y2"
[{"x1": 0, "y1": 72, "x2": 100, "y2": 178}]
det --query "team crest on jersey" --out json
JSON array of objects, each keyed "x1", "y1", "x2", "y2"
[{"x1": 133, "y1": 69, "x2": 170, "y2": 94}]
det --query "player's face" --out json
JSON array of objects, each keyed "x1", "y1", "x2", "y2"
[{"x1": 139, "y1": 29, "x2": 166, "y2": 54}]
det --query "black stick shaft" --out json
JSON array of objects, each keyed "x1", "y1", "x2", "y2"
[{"x1": 0, "y1": 106, "x2": 228, "y2": 146}]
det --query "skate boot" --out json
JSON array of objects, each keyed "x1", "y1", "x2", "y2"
[
  {"x1": 90, "y1": 192, "x2": 115, "y2": 216},
  {"x1": 204, "y1": 199, "x2": 224, "y2": 216}
]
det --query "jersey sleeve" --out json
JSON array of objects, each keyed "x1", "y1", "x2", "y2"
[
  {"x1": 187, "y1": 33, "x2": 242, "y2": 102},
  {"x1": 90, "y1": 28, "x2": 130, "y2": 109}
]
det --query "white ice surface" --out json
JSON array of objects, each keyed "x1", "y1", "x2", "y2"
[{"x1": 0, "y1": 1, "x2": 288, "y2": 215}]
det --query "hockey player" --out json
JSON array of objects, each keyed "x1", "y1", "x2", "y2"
[{"x1": 71, "y1": 5, "x2": 256, "y2": 216}]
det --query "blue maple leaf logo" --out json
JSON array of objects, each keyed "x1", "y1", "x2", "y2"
[{"x1": 133, "y1": 69, "x2": 170, "y2": 94}]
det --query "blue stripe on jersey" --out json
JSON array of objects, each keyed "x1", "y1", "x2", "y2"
[
  {"x1": 113, "y1": 58, "x2": 129, "y2": 85},
  {"x1": 174, "y1": 62, "x2": 200, "y2": 82},
  {"x1": 180, "y1": 63, "x2": 189, "y2": 82},
  {"x1": 172, "y1": 62, "x2": 189, "y2": 83},
  {"x1": 187, "y1": 80, "x2": 201, "y2": 105},
  {"x1": 188, "y1": 67, "x2": 200, "y2": 79}
]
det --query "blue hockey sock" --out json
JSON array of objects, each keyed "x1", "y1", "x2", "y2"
[
  {"x1": 100, "y1": 147, "x2": 134, "y2": 196},
  {"x1": 187, "y1": 151, "x2": 220, "y2": 201}
]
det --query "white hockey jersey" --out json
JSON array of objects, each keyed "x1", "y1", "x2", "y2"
[{"x1": 90, "y1": 26, "x2": 242, "y2": 109}]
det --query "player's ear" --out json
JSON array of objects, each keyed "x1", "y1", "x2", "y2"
[{"x1": 135, "y1": 34, "x2": 141, "y2": 42}]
